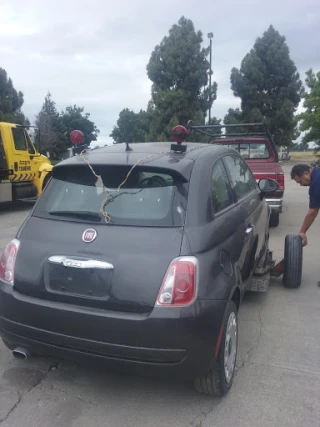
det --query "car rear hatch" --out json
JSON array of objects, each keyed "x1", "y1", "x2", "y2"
[{"x1": 14, "y1": 162, "x2": 191, "y2": 315}]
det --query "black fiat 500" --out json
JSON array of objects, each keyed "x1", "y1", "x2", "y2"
[{"x1": 0, "y1": 139, "x2": 277, "y2": 396}]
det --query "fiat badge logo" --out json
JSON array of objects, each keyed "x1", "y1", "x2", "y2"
[{"x1": 82, "y1": 229, "x2": 97, "y2": 243}]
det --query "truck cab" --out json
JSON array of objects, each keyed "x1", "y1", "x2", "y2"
[{"x1": 0, "y1": 122, "x2": 52, "y2": 204}]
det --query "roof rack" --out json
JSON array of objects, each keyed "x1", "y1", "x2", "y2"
[{"x1": 185, "y1": 119, "x2": 279, "y2": 162}]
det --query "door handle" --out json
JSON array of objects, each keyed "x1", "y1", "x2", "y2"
[
  {"x1": 245, "y1": 225, "x2": 254, "y2": 235},
  {"x1": 48, "y1": 256, "x2": 114, "y2": 270}
]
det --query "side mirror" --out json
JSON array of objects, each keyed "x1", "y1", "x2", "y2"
[{"x1": 258, "y1": 178, "x2": 278, "y2": 194}]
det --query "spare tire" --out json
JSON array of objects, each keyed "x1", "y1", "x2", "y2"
[{"x1": 283, "y1": 235, "x2": 303, "y2": 288}]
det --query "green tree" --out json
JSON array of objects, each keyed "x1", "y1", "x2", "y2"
[
  {"x1": 225, "y1": 25, "x2": 302, "y2": 146},
  {"x1": 291, "y1": 142, "x2": 308, "y2": 152},
  {"x1": 110, "y1": 108, "x2": 151, "y2": 143},
  {"x1": 110, "y1": 17, "x2": 219, "y2": 143},
  {"x1": 146, "y1": 16, "x2": 217, "y2": 141},
  {"x1": 35, "y1": 93, "x2": 99, "y2": 159},
  {"x1": 60, "y1": 105, "x2": 99, "y2": 146},
  {"x1": 297, "y1": 69, "x2": 320, "y2": 152},
  {"x1": 0, "y1": 67, "x2": 29, "y2": 125},
  {"x1": 224, "y1": 108, "x2": 246, "y2": 133},
  {"x1": 223, "y1": 107, "x2": 263, "y2": 135},
  {"x1": 35, "y1": 92, "x2": 65, "y2": 158}
]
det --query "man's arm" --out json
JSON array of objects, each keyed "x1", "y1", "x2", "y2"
[
  {"x1": 300, "y1": 170, "x2": 320, "y2": 245},
  {"x1": 299, "y1": 208, "x2": 319, "y2": 246}
]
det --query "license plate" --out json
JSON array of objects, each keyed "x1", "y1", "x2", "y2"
[{"x1": 46, "y1": 264, "x2": 112, "y2": 299}]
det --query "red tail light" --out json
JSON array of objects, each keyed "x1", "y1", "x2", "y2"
[
  {"x1": 276, "y1": 173, "x2": 285, "y2": 191},
  {"x1": 0, "y1": 239, "x2": 20, "y2": 285},
  {"x1": 156, "y1": 257, "x2": 197, "y2": 307}
]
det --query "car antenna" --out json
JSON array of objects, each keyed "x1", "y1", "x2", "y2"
[{"x1": 125, "y1": 142, "x2": 132, "y2": 152}]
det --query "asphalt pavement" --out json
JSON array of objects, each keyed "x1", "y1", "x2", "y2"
[{"x1": 0, "y1": 164, "x2": 319, "y2": 427}]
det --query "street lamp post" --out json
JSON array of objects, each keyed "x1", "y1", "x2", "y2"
[{"x1": 208, "y1": 32, "x2": 214, "y2": 123}]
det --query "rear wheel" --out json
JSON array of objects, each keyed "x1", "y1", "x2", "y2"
[
  {"x1": 194, "y1": 301, "x2": 238, "y2": 396},
  {"x1": 283, "y1": 234, "x2": 303, "y2": 288},
  {"x1": 269, "y1": 212, "x2": 279, "y2": 227}
]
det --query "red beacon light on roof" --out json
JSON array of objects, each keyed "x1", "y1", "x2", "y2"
[
  {"x1": 70, "y1": 130, "x2": 87, "y2": 156},
  {"x1": 171, "y1": 125, "x2": 188, "y2": 153},
  {"x1": 70, "y1": 130, "x2": 85, "y2": 146}
]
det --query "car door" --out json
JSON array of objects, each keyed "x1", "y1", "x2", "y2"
[
  {"x1": 12, "y1": 127, "x2": 39, "y2": 182},
  {"x1": 223, "y1": 154, "x2": 265, "y2": 283},
  {"x1": 210, "y1": 158, "x2": 237, "y2": 278},
  {"x1": 11, "y1": 126, "x2": 30, "y2": 182},
  {"x1": 24, "y1": 128, "x2": 40, "y2": 181}
]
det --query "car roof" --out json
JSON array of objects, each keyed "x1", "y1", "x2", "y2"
[{"x1": 55, "y1": 142, "x2": 236, "y2": 176}]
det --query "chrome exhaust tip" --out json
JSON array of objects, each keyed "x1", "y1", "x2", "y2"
[{"x1": 12, "y1": 347, "x2": 30, "y2": 360}]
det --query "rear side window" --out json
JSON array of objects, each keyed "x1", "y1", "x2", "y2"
[
  {"x1": 34, "y1": 165, "x2": 188, "y2": 227},
  {"x1": 224, "y1": 155, "x2": 257, "y2": 200},
  {"x1": 211, "y1": 159, "x2": 234, "y2": 214},
  {"x1": 12, "y1": 128, "x2": 27, "y2": 151}
]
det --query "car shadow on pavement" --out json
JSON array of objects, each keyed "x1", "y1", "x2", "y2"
[
  {"x1": 0, "y1": 201, "x2": 34, "y2": 215},
  {"x1": 0, "y1": 354, "x2": 221, "y2": 426}
]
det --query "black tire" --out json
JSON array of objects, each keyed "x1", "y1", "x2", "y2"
[
  {"x1": 194, "y1": 301, "x2": 238, "y2": 396},
  {"x1": 283, "y1": 234, "x2": 303, "y2": 288},
  {"x1": 1, "y1": 338, "x2": 15, "y2": 351},
  {"x1": 269, "y1": 212, "x2": 280, "y2": 227}
]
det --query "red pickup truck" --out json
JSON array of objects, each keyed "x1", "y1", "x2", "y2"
[{"x1": 188, "y1": 122, "x2": 284, "y2": 227}]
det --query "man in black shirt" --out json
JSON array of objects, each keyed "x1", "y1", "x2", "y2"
[{"x1": 291, "y1": 164, "x2": 320, "y2": 247}]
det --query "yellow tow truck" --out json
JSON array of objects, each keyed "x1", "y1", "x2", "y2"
[{"x1": 0, "y1": 122, "x2": 52, "y2": 204}]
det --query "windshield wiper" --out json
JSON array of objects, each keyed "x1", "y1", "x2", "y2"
[{"x1": 49, "y1": 211, "x2": 102, "y2": 222}]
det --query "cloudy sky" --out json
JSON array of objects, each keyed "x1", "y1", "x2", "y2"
[{"x1": 1, "y1": 0, "x2": 319, "y2": 143}]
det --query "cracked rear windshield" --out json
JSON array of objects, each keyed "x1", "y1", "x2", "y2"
[{"x1": 33, "y1": 165, "x2": 188, "y2": 227}]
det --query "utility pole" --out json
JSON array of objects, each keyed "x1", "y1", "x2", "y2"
[{"x1": 208, "y1": 32, "x2": 214, "y2": 123}]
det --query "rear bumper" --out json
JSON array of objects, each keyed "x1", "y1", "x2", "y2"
[
  {"x1": 265, "y1": 197, "x2": 283, "y2": 214},
  {"x1": 0, "y1": 282, "x2": 226, "y2": 379}
]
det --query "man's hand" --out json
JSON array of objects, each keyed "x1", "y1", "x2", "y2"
[
  {"x1": 299, "y1": 232, "x2": 308, "y2": 247},
  {"x1": 299, "y1": 208, "x2": 319, "y2": 247}
]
